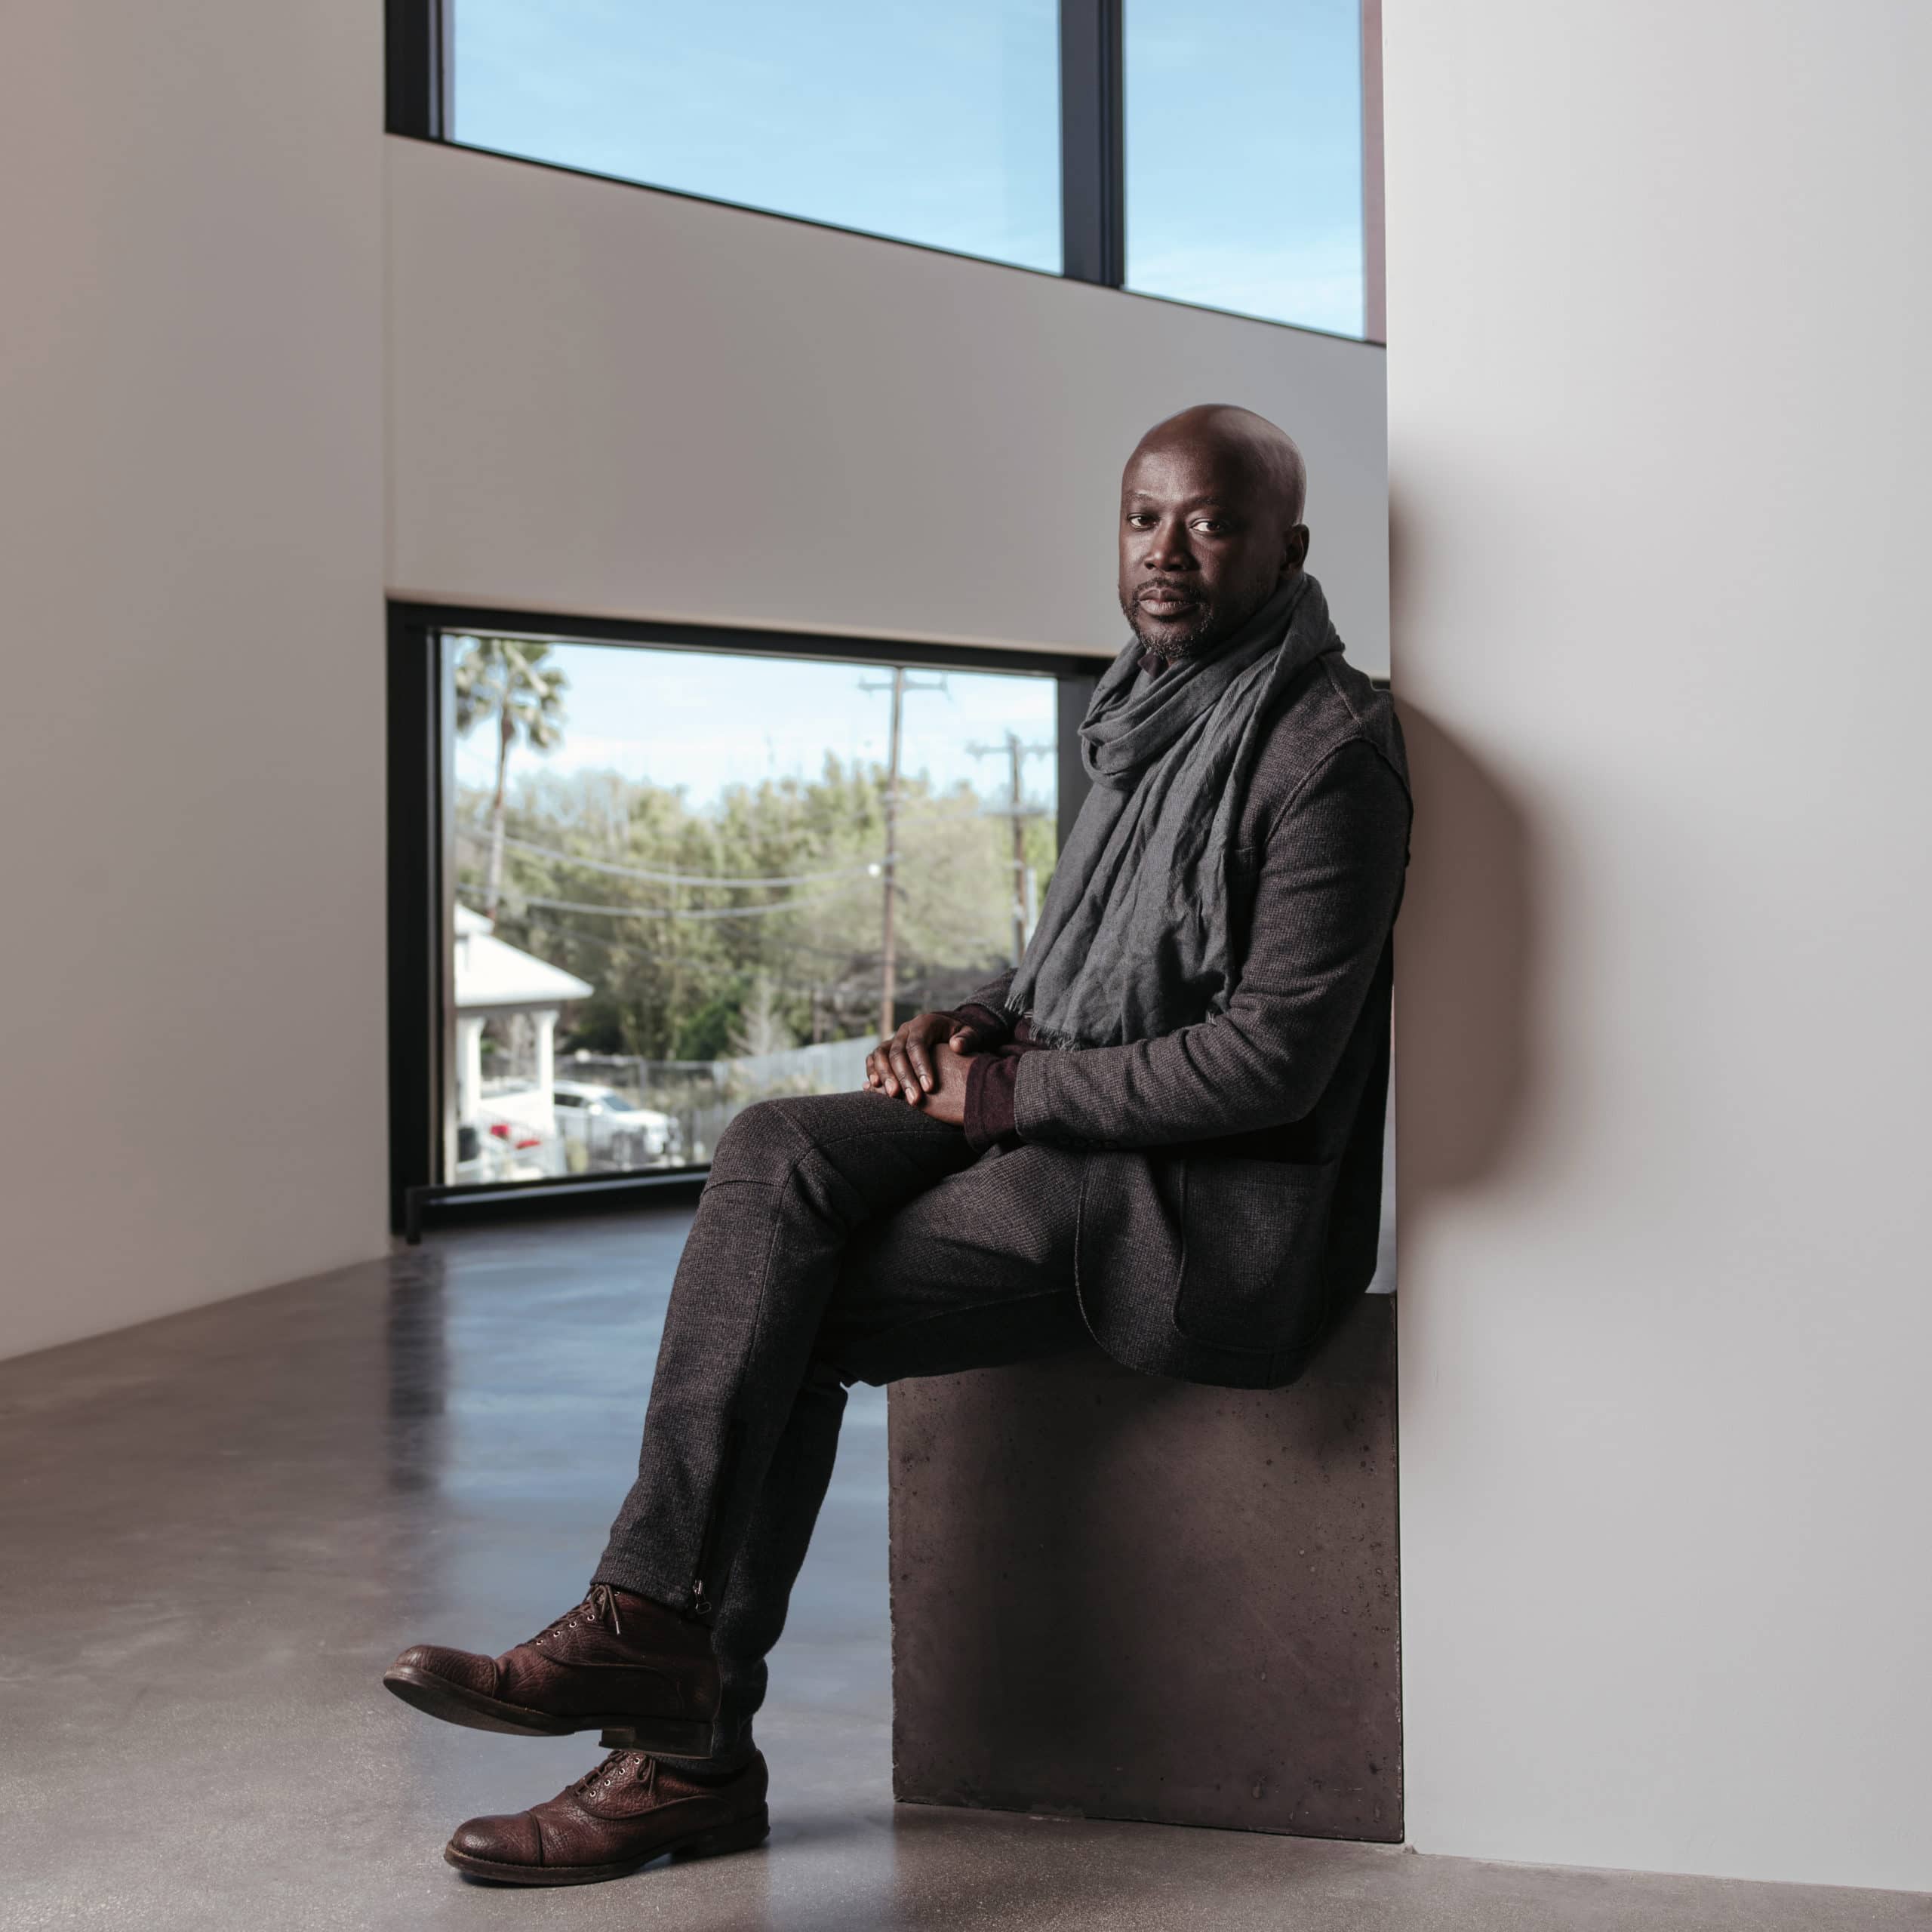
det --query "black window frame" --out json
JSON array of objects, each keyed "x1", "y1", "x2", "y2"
[
  {"x1": 383, "y1": 1, "x2": 1374, "y2": 328},
  {"x1": 388, "y1": 600, "x2": 1098, "y2": 1238},
  {"x1": 386, "y1": 0, "x2": 1123, "y2": 291}
]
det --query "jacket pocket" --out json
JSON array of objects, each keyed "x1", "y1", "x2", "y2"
[{"x1": 1174, "y1": 1156, "x2": 1339, "y2": 1354}]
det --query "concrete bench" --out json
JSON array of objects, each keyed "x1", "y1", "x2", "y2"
[{"x1": 887, "y1": 1293, "x2": 1401, "y2": 1841}]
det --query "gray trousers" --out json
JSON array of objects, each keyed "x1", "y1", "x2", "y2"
[{"x1": 594, "y1": 1089, "x2": 1090, "y2": 1761}]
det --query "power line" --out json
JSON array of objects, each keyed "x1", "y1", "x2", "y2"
[
  {"x1": 491, "y1": 833, "x2": 875, "y2": 891},
  {"x1": 459, "y1": 787, "x2": 980, "y2": 898},
  {"x1": 460, "y1": 884, "x2": 863, "y2": 924}
]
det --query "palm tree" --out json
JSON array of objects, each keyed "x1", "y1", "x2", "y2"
[{"x1": 453, "y1": 637, "x2": 569, "y2": 918}]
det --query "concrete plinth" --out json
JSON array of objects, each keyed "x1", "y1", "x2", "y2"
[{"x1": 888, "y1": 1294, "x2": 1401, "y2": 1841}]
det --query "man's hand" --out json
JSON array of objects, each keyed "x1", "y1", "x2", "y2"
[{"x1": 866, "y1": 1011, "x2": 983, "y2": 1121}]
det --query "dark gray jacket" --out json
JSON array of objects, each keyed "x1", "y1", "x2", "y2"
[{"x1": 964, "y1": 650, "x2": 1409, "y2": 1390}]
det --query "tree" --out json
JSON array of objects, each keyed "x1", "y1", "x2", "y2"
[
  {"x1": 731, "y1": 972, "x2": 794, "y2": 1059},
  {"x1": 454, "y1": 638, "x2": 569, "y2": 918}
]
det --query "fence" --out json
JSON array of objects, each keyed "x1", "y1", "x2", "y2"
[{"x1": 561, "y1": 1036, "x2": 875, "y2": 1168}]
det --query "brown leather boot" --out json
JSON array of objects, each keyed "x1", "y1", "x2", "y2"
[
  {"x1": 444, "y1": 1749, "x2": 769, "y2": 1886},
  {"x1": 383, "y1": 1583, "x2": 720, "y2": 1758}
]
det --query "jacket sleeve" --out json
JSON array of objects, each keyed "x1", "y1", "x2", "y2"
[{"x1": 1011, "y1": 739, "x2": 1409, "y2": 1149}]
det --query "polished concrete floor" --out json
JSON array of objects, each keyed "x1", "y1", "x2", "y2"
[{"x1": 4, "y1": 1212, "x2": 1927, "y2": 1931}]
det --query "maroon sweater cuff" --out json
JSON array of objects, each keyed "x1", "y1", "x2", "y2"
[{"x1": 963, "y1": 1051, "x2": 1023, "y2": 1153}]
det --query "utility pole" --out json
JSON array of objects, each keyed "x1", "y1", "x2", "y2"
[
  {"x1": 859, "y1": 667, "x2": 947, "y2": 1037},
  {"x1": 969, "y1": 731, "x2": 1054, "y2": 967}
]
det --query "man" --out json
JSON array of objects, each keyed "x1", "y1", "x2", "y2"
[{"x1": 383, "y1": 404, "x2": 1411, "y2": 1887}]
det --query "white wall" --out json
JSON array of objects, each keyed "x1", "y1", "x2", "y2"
[
  {"x1": 0, "y1": 7, "x2": 389, "y2": 1358},
  {"x1": 1388, "y1": 0, "x2": 1932, "y2": 1891},
  {"x1": 386, "y1": 138, "x2": 1391, "y2": 671}
]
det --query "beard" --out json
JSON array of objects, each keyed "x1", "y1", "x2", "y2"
[{"x1": 1118, "y1": 582, "x2": 1229, "y2": 662}]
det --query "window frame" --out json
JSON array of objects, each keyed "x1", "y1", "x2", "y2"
[
  {"x1": 387, "y1": 600, "x2": 1097, "y2": 1238},
  {"x1": 382, "y1": 0, "x2": 1382, "y2": 340}
]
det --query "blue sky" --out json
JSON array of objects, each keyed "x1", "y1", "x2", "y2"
[
  {"x1": 452, "y1": 0, "x2": 1363, "y2": 337},
  {"x1": 1124, "y1": 0, "x2": 1364, "y2": 338},
  {"x1": 452, "y1": 638, "x2": 1061, "y2": 815}
]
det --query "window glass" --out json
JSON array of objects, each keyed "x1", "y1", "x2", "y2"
[
  {"x1": 452, "y1": 0, "x2": 1062, "y2": 274},
  {"x1": 444, "y1": 634, "x2": 1059, "y2": 1183},
  {"x1": 1124, "y1": 0, "x2": 1365, "y2": 337}
]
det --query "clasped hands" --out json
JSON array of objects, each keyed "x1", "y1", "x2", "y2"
[{"x1": 863, "y1": 1011, "x2": 986, "y2": 1128}]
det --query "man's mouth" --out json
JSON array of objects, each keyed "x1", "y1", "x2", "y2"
[{"x1": 1137, "y1": 585, "x2": 1200, "y2": 616}]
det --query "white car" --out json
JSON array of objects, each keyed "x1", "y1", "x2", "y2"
[{"x1": 552, "y1": 1081, "x2": 681, "y2": 1167}]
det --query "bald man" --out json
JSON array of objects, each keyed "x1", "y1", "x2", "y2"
[{"x1": 383, "y1": 405, "x2": 1411, "y2": 1887}]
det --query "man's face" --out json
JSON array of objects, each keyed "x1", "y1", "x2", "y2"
[{"x1": 1116, "y1": 438, "x2": 1307, "y2": 658}]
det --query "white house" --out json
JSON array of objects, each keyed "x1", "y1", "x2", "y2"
[{"x1": 451, "y1": 903, "x2": 593, "y2": 1154}]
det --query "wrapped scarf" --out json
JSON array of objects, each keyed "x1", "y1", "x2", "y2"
[{"x1": 1007, "y1": 570, "x2": 1343, "y2": 1048}]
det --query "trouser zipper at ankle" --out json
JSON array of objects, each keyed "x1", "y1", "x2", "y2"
[{"x1": 691, "y1": 1421, "x2": 740, "y2": 1622}]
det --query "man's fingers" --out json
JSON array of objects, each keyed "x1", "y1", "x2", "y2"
[
  {"x1": 868, "y1": 1017, "x2": 974, "y2": 1099},
  {"x1": 888, "y1": 1043, "x2": 921, "y2": 1101}
]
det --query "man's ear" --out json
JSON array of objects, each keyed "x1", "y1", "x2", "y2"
[{"x1": 1282, "y1": 524, "x2": 1311, "y2": 577}]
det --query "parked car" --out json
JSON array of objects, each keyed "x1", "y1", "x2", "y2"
[
  {"x1": 453, "y1": 1103, "x2": 559, "y2": 1184},
  {"x1": 552, "y1": 1081, "x2": 681, "y2": 1168}
]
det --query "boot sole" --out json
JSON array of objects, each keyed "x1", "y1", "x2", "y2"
[
  {"x1": 444, "y1": 1806, "x2": 771, "y2": 1886},
  {"x1": 381, "y1": 1665, "x2": 715, "y2": 1759}
]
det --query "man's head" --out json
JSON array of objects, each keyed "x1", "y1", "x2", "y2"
[{"x1": 1117, "y1": 404, "x2": 1309, "y2": 660}]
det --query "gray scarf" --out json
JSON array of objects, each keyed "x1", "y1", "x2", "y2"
[{"x1": 1007, "y1": 570, "x2": 1343, "y2": 1048}]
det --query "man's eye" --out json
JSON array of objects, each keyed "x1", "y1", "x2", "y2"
[{"x1": 1192, "y1": 519, "x2": 1225, "y2": 534}]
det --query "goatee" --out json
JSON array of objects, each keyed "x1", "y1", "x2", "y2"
[{"x1": 1120, "y1": 592, "x2": 1223, "y2": 663}]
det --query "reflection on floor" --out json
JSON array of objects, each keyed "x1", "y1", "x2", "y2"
[{"x1": 2, "y1": 1214, "x2": 1925, "y2": 1931}]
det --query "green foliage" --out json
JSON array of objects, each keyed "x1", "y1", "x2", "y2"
[
  {"x1": 456, "y1": 754, "x2": 1056, "y2": 1059},
  {"x1": 674, "y1": 986, "x2": 744, "y2": 1062}
]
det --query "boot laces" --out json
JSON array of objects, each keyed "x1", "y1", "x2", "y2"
[
  {"x1": 574, "y1": 1749, "x2": 654, "y2": 1795},
  {"x1": 525, "y1": 1581, "x2": 623, "y2": 1648}
]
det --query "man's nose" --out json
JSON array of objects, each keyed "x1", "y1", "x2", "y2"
[{"x1": 1142, "y1": 520, "x2": 1196, "y2": 571}]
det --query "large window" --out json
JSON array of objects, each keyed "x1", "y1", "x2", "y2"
[
  {"x1": 1124, "y1": 0, "x2": 1366, "y2": 338},
  {"x1": 391, "y1": 1, "x2": 1377, "y2": 339},
  {"x1": 451, "y1": 1, "x2": 1063, "y2": 273},
  {"x1": 389, "y1": 612, "x2": 1084, "y2": 1217}
]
